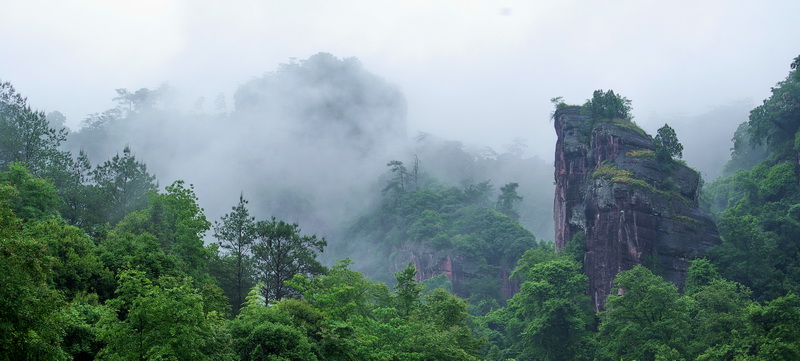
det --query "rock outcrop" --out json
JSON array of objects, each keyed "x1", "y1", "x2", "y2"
[{"x1": 553, "y1": 106, "x2": 720, "y2": 311}]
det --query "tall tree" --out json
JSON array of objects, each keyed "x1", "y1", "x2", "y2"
[
  {"x1": 0, "y1": 183, "x2": 68, "y2": 360},
  {"x1": 654, "y1": 123, "x2": 684, "y2": 162},
  {"x1": 213, "y1": 194, "x2": 257, "y2": 314},
  {"x1": 115, "y1": 180, "x2": 212, "y2": 279},
  {"x1": 598, "y1": 265, "x2": 691, "y2": 361},
  {"x1": 97, "y1": 270, "x2": 234, "y2": 361},
  {"x1": 583, "y1": 89, "x2": 632, "y2": 121},
  {"x1": 0, "y1": 81, "x2": 68, "y2": 175},
  {"x1": 394, "y1": 262, "x2": 424, "y2": 318},
  {"x1": 511, "y1": 258, "x2": 594, "y2": 361},
  {"x1": 748, "y1": 54, "x2": 800, "y2": 157},
  {"x1": 92, "y1": 146, "x2": 157, "y2": 224},
  {"x1": 496, "y1": 182, "x2": 523, "y2": 222},
  {"x1": 252, "y1": 217, "x2": 326, "y2": 304}
]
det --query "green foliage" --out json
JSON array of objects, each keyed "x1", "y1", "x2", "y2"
[
  {"x1": 654, "y1": 123, "x2": 684, "y2": 162},
  {"x1": 91, "y1": 146, "x2": 157, "y2": 224},
  {"x1": 0, "y1": 233, "x2": 68, "y2": 361},
  {"x1": 598, "y1": 265, "x2": 690, "y2": 361},
  {"x1": 344, "y1": 178, "x2": 537, "y2": 311},
  {"x1": 0, "y1": 162, "x2": 59, "y2": 221},
  {"x1": 512, "y1": 258, "x2": 594, "y2": 361},
  {"x1": 583, "y1": 89, "x2": 632, "y2": 121},
  {"x1": 703, "y1": 159, "x2": 800, "y2": 300},
  {"x1": 23, "y1": 218, "x2": 114, "y2": 299},
  {"x1": 496, "y1": 182, "x2": 523, "y2": 222},
  {"x1": 249, "y1": 261, "x2": 482, "y2": 361},
  {"x1": 748, "y1": 55, "x2": 800, "y2": 158},
  {"x1": 626, "y1": 148, "x2": 656, "y2": 158},
  {"x1": 252, "y1": 217, "x2": 326, "y2": 304},
  {"x1": 60, "y1": 293, "x2": 112, "y2": 360},
  {"x1": 0, "y1": 80, "x2": 68, "y2": 175},
  {"x1": 212, "y1": 194, "x2": 257, "y2": 315},
  {"x1": 684, "y1": 258, "x2": 722, "y2": 295},
  {"x1": 98, "y1": 269, "x2": 234, "y2": 361},
  {"x1": 394, "y1": 263, "x2": 424, "y2": 317},
  {"x1": 115, "y1": 180, "x2": 212, "y2": 279}
]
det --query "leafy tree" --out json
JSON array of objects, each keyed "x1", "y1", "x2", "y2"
[
  {"x1": 583, "y1": 89, "x2": 632, "y2": 121},
  {"x1": 598, "y1": 265, "x2": 691, "y2": 361},
  {"x1": 0, "y1": 161, "x2": 59, "y2": 221},
  {"x1": 114, "y1": 180, "x2": 212, "y2": 279},
  {"x1": 0, "y1": 185, "x2": 67, "y2": 360},
  {"x1": 23, "y1": 217, "x2": 114, "y2": 299},
  {"x1": 511, "y1": 258, "x2": 594, "y2": 361},
  {"x1": 60, "y1": 293, "x2": 112, "y2": 361},
  {"x1": 0, "y1": 80, "x2": 68, "y2": 175},
  {"x1": 213, "y1": 194, "x2": 257, "y2": 315},
  {"x1": 229, "y1": 289, "x2": 319, "y2": 361},
  {"x1": 97, "y1": 269, "x2": 234, "y2": 361},
  {"x1": 289, "y1": 259, "x2": 391, "y2": 321},
  {"x1": 496, "y1": 182, "x2": 523, "y2": 222},
  {"x1": 56, "y1": 150, "x2": 98, "y2": 228},
  {"x1": 654, "y1": 123, "x2": 684, "y2": 162},
  {"x1": 383, "y1": 160, "x2": 408, "y2": 194},
  {"x1": 748, "y1": 54, "x2": 800, "y2": 157},
  {"x1": 252, "y1": 217, "x2": 326, "y2": 304},
  {"x1": 91, "y1": 146, "x2": 157, "y2": 224},
  {"x1": 394, "y1": 263, "x2": 424, "y2": 318}
]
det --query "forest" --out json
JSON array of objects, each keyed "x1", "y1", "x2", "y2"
[{"x1": 1, "y1": 52, "x2": 800, "y2": 361}]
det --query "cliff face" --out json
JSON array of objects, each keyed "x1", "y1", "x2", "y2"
[
  {"x1": 553, "y1": 106, "x2": 720, "y2": 310},
  {"x1": 392, "y1": 242, "x2": 520, "y2": 299}
]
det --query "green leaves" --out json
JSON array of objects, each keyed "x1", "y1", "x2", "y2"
[
  {"x1": 583, "y1": 89, "x2": 632, "y2": 121},
  {"x1": 98, "y1": 270, "x2": 234, "y2": 361},
  {"x1": 748, "y1": 55, "x2": 800, "y2": 156},
  {"x1": 252, "y1": 217, "x2": 326, "y2": 304},
  {"x1": 0, "y1": 222, "x2": 68, "y2": 360},
  {"x1": 599, "y1": 265, "x2": 690, "y2": 361},
  {"x1": 654, "y1": 123, "x2": 684, "y2": 162}
]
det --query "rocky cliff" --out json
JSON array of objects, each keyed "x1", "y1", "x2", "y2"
[{"x1": 553, "y1": 106, "x2": 720, "y2": 310}]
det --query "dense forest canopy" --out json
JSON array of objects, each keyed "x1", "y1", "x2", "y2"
[{"x1": 2, "y1": 53, "x2": 800, "y2": 360}]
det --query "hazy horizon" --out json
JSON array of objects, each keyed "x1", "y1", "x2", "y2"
[{"x1": 2, "y1": 1, "x2": 798, "y2": 161}]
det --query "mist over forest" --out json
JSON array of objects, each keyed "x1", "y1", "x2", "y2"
[
  {"x1": 3, "y1": 1, "x2": 800, "y2": 360},
  {"x1": 57, "y1": 53, "x2": 556, "y2": 253}
]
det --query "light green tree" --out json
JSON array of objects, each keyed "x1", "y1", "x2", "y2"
[
  {"x1": 598, "y1": 265, "x2": 691, "y2": 361},
  {"x1": 97, "y1": 270, "x2": 234, "y2": 361}
]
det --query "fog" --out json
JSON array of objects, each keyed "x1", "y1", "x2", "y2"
[{"x1": 2, "y1": 1, "x2": 799, "y2": 250}]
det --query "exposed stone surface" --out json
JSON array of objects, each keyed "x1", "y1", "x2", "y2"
[
  {"x1": 391, "y1": 242, "x2": 520, "y2": 299},
  {"x1": 553, "y1": 106, "x2": 720, "y2": 311}
]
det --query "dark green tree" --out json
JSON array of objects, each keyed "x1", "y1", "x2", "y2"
[
  {"x1": 97, "y1": 270, "x2": 234, "y2": 361},
  {"x1": 748, "y1": 54, "x2": 800, "y2": 157},
  {"x1": 510, "y1": 257, "x2": 593, "y2": 361},
  {"x1": 383, "y1": 160, "x2": 408, "y2": 194},
  {"x1": 654, "y1": 123, "x2": 684, "y2": 162},
  {"x1": 0, "y1": 184, "x2": 68, "y2": 360},
  {"x1": 92, "y1": 146, "x2": 157, "y2": 224},
  {"x1": 583, "y1": 89, "x2": 632, "y2": 121},
  {"x1": 496, "y1": 182, "x2": 523, "y2": 222},
  {"x1": 0, "y1": 81, "x2": 68, "y2": 175},
  {"x1": 252, "y1": 217, "x2": 327, "y2": 304},
  {"x1": 213, "y1": 194, "x2": 257, "y2": 315}
]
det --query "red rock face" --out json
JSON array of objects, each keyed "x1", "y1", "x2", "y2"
[{"x1": 553, "y1": 107, "x2": 720, "y2": 311}]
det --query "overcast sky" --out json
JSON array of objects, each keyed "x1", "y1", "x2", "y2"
[{"x1": 1, "y1": 0, "x2": 798, "y2": 159}]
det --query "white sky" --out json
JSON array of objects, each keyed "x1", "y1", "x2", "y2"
[{"x1": 1, "y1": 0, "x2": 799, "y2": 159}]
